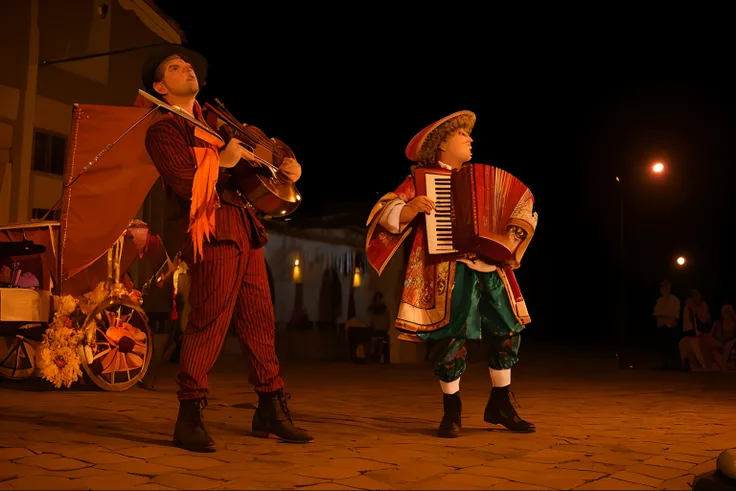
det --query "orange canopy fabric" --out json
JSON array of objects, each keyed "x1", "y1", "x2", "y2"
[{"x1": 59, "y1": 103, "x2": 162, "y2": 292}]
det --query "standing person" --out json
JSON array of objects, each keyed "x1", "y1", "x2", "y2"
[
  {"x1": 679, "y1": 289, "x2": 710, "y2": 370},
  {"x1": 368, "y1": 291, "x2": 390, "y2": 362},
  {"x1": 365, "y1": 111, "x2": 538, "y2": 438},
  {"x1": 141, "y1": 45, "x2": 313, "y2": 451},
  {"x1": 682, "y1": 289, "x2": 711, "y2": 337},
  {"x1": 652, "y1": 279, "x2": 681, "y2": 370},
  {"x1": 143, "y1": 273, "x2": 174, "y2": 334}
]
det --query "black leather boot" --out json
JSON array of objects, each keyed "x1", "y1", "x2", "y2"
[
  {"x1": 252, "y1": 389, "x2": 314, "y2": 443},
  {"x1": 437, "y1": 392, "x2": 462, "y2": 438},
  {"x1": 484, "y1": 386, "x2": 535, "y2": 432},
  {"x1": 173, "y1": 398, "x2": 216, "y2": 452}
]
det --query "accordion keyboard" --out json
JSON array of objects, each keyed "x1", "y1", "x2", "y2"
[{"x1": 425, "y1": 173, "x2": 457, "y2": 254}]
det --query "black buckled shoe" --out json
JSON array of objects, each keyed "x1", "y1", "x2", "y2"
[
  {"x1": 437, "y1": 392, "x2": 462, "y2": 438},
  {"x1": 173, "y1": 398, "x2": 216, "y2": 452},
  {"x1": 484, "y1": 386, "x2": 535, "y2": 433},
  {"x1": 252, "y1": 389, "x2": 314, "y2": 443}
]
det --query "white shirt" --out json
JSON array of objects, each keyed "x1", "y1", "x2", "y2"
[
  {"x1": 653, "y1": 294, "x2": 680, "y2": 328},
  {"x1": 379, "y1": 162, "x2": 496, "y2": 273},
  {"x1": 682, "y1": 300, "x2": 709, "y2": 334}
]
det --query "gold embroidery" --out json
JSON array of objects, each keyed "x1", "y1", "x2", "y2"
[
  {"x1": 436, "y1": 261, "x2": 448, "y2": 295},
  {"x1": 404, "y1": 245, "x2": 435, "y2": 308},
  {"x1": 395, "y1": 258, "x2": 455, "y2": 333},
  {"x1": 436, "y1": 277, "x2": 446, "y2": 296}
]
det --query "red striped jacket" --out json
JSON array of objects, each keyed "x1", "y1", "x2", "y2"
[{"x1": 144, "y1": 110, "x2": 266, "y2": 263}]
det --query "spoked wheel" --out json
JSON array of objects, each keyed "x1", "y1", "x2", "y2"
[
  {"x1": 78, "y1": 296, "x2": 153, "y2": 391},
  {"x1": 0, "y1": 327, "x2": 42, "y2": 380}
]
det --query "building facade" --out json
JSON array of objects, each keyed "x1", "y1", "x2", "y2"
[{"x1": 0, "y1": 0, "x2": 182, "y2": 225}]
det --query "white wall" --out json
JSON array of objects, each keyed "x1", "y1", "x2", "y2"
[{"x1": 263, "y1": 231, "x2": 372, "y2": 326}]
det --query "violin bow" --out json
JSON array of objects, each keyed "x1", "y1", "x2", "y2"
[
  {"x1": 137, "y1": 89, "x2": 224, "y2": 143},
  {"x1": 140, "y1": 90, "x2": 283, "y2": 178}
]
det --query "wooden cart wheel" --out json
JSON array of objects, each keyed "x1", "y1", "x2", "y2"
[
  {"x1": 0, "y1": 329, "x2": 41, "y2": 380},
  {"x1": 78, "y1": 295, "x2": 153, "y2": 391}
]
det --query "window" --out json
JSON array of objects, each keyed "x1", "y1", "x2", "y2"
[
  {"x1": 32, "y1": 130, "x2": 67, "y2": 175},
  {"x1": 31, "y1": 208, "x2": 60, "y2": 221}
]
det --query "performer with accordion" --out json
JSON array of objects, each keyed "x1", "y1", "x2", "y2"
[{"x1": 366, "y1": 110, "x2": 539, "y2": 438}]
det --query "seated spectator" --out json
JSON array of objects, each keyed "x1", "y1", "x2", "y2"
[{"x1": 703, "y1": 304, "x2": 736, "y2": 370}]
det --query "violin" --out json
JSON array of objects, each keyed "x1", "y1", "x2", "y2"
[
  {"x1": 202, "y1": 100, "x2": 302, "y2": 217},
  {"x1": 136, "y1": 89, "x2": 301, "y2": 217}
]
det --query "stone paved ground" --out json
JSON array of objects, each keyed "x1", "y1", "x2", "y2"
[{"x1": 0, "y1": 345, "x2": 734, "y2": 490}]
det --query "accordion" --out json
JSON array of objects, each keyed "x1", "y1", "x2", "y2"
[{"x1": 414, "y1": 163, "x2": 538, "y2": 267}]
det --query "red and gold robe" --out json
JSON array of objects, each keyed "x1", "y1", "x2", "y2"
[{"x1": 366, "y1": 170, "x2": 533, "y2": 342}]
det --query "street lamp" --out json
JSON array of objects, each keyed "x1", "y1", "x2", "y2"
[{"x1": 615, "y1": 159, "x2": 668, "y2": 368}]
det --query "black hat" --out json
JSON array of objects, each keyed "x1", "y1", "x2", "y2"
[{"x1": 141, "y1": 44, "x2": 208, "y2": 95}]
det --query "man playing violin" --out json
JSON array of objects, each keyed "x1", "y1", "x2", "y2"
[{"x1": 140, "y1": 45, "x2": 312, "y2": 452}]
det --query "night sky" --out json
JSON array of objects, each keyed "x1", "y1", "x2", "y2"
[{"x1": 149, "y1": 3, "x2": 735, "y2": 347}]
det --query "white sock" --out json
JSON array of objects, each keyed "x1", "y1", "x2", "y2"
[
  {"x1": 490, "y1": 368, "x2": 511, "y2": 387},
  {"x1": 439, "y1": 378, "x2": 460, "y2": 394}
]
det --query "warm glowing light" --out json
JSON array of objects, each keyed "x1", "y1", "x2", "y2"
[
  {"x1": 352, "y1": 267, "x2": 361, "y2": 288},
  {"x1": 652, "y1": 162, "x2": 664, "y2": 173},
  {"x1": 294, "y1": 259, "x2": 299, "y2": 266},
  {"x1": 676, "y1": 256, "x2": 686, "y2": 266},
  {"x1": 292, "y1": 258, "x2": 302, "y2": 283}
]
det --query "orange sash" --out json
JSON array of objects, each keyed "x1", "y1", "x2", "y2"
[{"x1": 190, "y1": 127, "x2": 225, "y2": 262}]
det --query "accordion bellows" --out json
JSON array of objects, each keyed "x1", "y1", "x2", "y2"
[{"x1": 416, "y1": 163, "x2": 537, "y2": 267}]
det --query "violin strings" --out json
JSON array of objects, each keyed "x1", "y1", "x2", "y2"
[
  {"x1": 219, "y1": 114, "x2": 271, "y2": 150},
  {"x1": 206, "y1": 103, "x2": 285, "y2": 173},
  {"x1": 213, "y1": 105, "x2": 273, "y2": 148}
]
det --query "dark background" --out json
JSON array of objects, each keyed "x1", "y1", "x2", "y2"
[{"x1": 150, "y1": 4, "x2": 735, "y2": 352}]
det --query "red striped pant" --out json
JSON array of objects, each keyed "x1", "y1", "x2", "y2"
[{"x1": 176, "y1": 239, "x2": 283, "y2": 400}]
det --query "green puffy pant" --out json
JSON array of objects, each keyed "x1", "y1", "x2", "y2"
[{"x1": 418, "y1": 262, "x2": 525, "y2": 382}]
